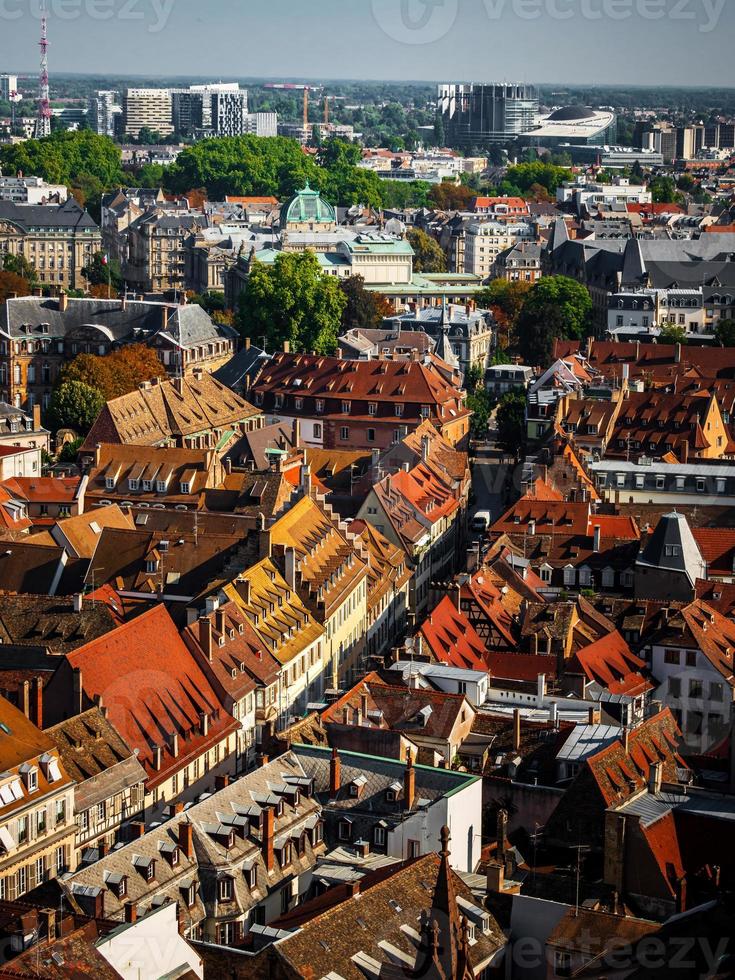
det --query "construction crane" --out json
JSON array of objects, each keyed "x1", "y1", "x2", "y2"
[{"x1": 323, "y1": 96, "x2": 329, "y2": 126}]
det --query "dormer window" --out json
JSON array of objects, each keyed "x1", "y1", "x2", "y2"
[
  {"x1": 156, "y1": 480, "x2": 167, "y2": 492},
  {"x1": 105, "y1": 477, "x2": 115, "y2": 490},
  {"x1": 145, "y1": 559, "x2": 158, "y2": 574},
  {"x1": 142, "y1": 480, "x2": 153, "y2": 492},
  {"x1": 368, "y1": 402, "x2": 377, "y2": 416},
  {"x1": 128, "y1": 479, "x2": 139, "y2": 491},
  {"x1": 218, "y1": 876, "x2": 234, "y2": 902},
  {"x1": 338, "y1": 818, "x2": 352, "y2": 842},
  {"x1": 180, "y1": 482, "x2": 191, "y2": 495},
  {"x1": 23, "y1": 767, "x2": 38, "y2": 793},
  {"x1": 245, "y1": 864, "x2": 257, "y2": 890},
  {"x1": 342, "y1": 401, "x2": 351, "y2": 414},
  {"x1": 395, "y1": 403, "x2": 404, "y2": 417},
  {"x1": 316, "y1": 399, "x2": 325, "y2": 414},
  {"x1": 185, "y1": 881, "x2": 197, "y2": 907}
]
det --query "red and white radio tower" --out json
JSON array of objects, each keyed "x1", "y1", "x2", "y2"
[{"x1": 34, "y1": 0, "x2": 52, "y2": 139}]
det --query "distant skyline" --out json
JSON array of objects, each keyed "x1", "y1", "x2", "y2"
[{"x1": 1, "y1": 0, "x2": 733, "y2": 88}]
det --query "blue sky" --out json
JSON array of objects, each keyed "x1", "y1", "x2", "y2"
[{"x1": 1, "y1": 0, "x2": 733, "y2": 87}]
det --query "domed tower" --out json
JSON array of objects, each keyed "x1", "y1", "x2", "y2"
[{"x1": 280, "y1": 182, "x2": 338, "y2": 234}]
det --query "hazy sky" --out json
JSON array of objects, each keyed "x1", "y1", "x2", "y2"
[{"x1": 1, "y1": 0, "x2": 733, "y2": 87}]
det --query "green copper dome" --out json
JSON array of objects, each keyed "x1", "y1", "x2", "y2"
[{"x1": 282, "y1": 182, "x2": 337, "y2": 226}]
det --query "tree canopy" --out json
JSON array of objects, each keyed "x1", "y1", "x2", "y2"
[
  {"x1": 46, "y1": 381, "x2": 105, "y2": 434},
  {"x1": 517, "y1": 276, "x2": 592, "y2": 366},
  {"x1": 236, "y1": 252, "x2": 346, "y2": 355},
  {"x1": 406, "y1": 227, "x2": 447, "y2": 273},
  {"x1": 339, "y1": 275, "x2": 393, "y2": 331},
  {"x1": 60, "y1": 345, "x2": 163, "y2": 402},
  {"x1": 499, "y1": 162, "x2": 571, "y2": 198},
  {"x1": 715, "y1": 319, "x2": 735, "y2": 348},
  {"x1": 82, "y1": 252, "x2": 123, "y2": 292},
  {"x1": 0, "y1": 130, "x2": 123, "y2": 189},
  {"x1": 496, "y1": 390, "x2": 527, "y2": 457}
]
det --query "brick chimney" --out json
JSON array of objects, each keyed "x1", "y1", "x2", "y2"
[
  {"x1": 124, "y1": 902, "x2": 137, "y2": 924},
  {"x1": 329, "y1": 747, "x2": 341, "y2": 797},
  {"x1": 496, "y1": 808, "x2": 508, "y2": 860},
  {"x1": 215, "y1": 774, "x2": 230, "y2": 791},
  {"x1": 178, "y1": 820, "x2": 193, "y2": 859},
  {"x1": 263, "y1": 805, "x2": 275, "y2": 873},
  {"x1": 198, "y1": 616, "x2": 212, "y2": 660},
  {"x1": 404, "y1": 754, "x2": 415, "y2": 811},
  {"x1": 215, "y1": 608, "x2": 226, "y2": 637},
  {"x1": 32, "y1": 404, "x2": 41, "y2": 431},
  {"x1": 58, "y1": 291, "x2": 68, "y2": 313},
  {"x1": 130, "y1": 821, "x2": 145, "y2": 840}
]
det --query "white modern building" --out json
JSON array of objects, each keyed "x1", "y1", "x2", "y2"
[{"x1": 557, "y1": 176, "x2": 651, "y2": 212}]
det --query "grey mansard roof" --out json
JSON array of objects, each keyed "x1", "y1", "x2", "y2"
[
  {"x1": 0, "y1": 197, "x2": 99, "y2": 231},
  {"x1": 636, "y1": 511, "x2": 706, "y2": 585}
]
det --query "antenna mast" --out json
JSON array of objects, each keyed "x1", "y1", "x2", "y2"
[{"x1": 35, "y1": 0, "x2": 52, "y2": 138}]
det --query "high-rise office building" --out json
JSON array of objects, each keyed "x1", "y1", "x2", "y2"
[
  {"x1": 437, "y1": 82, "x2": 538, "y2": 147},
  {"x1": 172, "y1": 83, "x2": 248, "y2": 137},
  {"x1": 88, "y1": 90, "x2": 120, "y2": 137},
  {"x1": 123, "y1": 88, "x2": 174, "y2": 138},
  {"x1": 0, "y1": 74, "x2": 18, "y2": 101}
]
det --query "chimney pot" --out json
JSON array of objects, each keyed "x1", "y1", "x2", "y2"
[
  {"x1": 263, "y1": 805, "x2": 275, "y2": 872},
  {"x1": 198, "y1": 616, "x2": 212, "y2": 660},
  {"x1": 178, "y1": 820, "x2": 193, "y2": 859},
  {"x1": 404, "y1": 753, "x2": 416, "y2": 811},
  {"x1": 330, "y1": 747, "x2": 341, "y2": 797}
]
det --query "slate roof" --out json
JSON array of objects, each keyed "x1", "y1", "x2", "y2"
[
  {"x1": 46, "y1": 707, "x2": 147, "y2": 812},
  {"x1": 266, "y1": 848, "x2": 505, "y2": 980},
  {"x1": 636, "y1": 511, "x2": 706, "y2": 585},
  {"x1": 65, "y1": 752, "x2": 323, "y2": 927},
  {"x1": 0, "y1": 197, "x2": 98, "y2": 232},
  {"x1": 0, "y1": 594, "x2": 119, "y2": 655}
]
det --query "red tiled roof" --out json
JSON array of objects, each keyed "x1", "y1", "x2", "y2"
[
  {"x1": 485, "y1": 651, "x2": 557, "y2": 682},
  {"x1": 419, "y1": 596, "x2": 488, "y2": 671},
  {"x1": 588, "y1": 709, "x2": 686, "y2": 807},
  {"x1": 472, "y1": 196, "x2": 529, "y2": 211},
  {"x1": 570, "y1": 630, "x2": 652, "y2": 697},
  {"x1": 691, "y1": 527, "x2": 735, "y2": 577},
  {"x1": 640, "y1": 811, "x2": 685, "y2": 898},
  {"x1": 66, "y1": 605, "x2": 238, "y2": 788},
  {"x1": 0, "y1": 476, "x2": 80, "y2": 503},
  {"x1": 626, "y1": 203, "x2": 685, "y2": 216}
]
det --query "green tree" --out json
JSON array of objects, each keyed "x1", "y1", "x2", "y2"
[
  {"x1": 82, "y1": 252, "x2": 123, "y2": 292},
  {"x1": 339, "y1": 275, "x2": 393, "y2": 330},
  {"x1": 715, "y1": 318, "x2": 735, "y2": 347},
  {"x1": 659, "y1": 323, "x2": 687, "y2": 345},
  {"x1": 2, "y1": 253, "x2": 36, "y2": 283},
  {"x1": 406, "y1": 227, "x2": 446, "y2": 273},
  {"x1": 0, "y1": 130, "x2": 123, "y2": 189},
  {"x1": 496, "y1": 390, "x2": 527, "y2": 457},
  {"x1": 649, "y1": 176, "x2": 680, "y2": 204},
  {"x1": 47, "y1": 380, "x2": 105, "y2": 434},
  {"x1": 236, "y1": 251, "x2": 346, "y2": 355},
  {"x1": 523, "y1": 275, "x2": 591, "y2": 337},
  {"x1": 501, "y1": 162, "x2": 571, "y2": 197}
]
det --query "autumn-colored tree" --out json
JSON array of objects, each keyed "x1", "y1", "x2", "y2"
[
  {"x1": 428, "y1": 182, "x2": 474, "y2": 211},
  {"x1": 60, "y1": 344, "x2": 163, "y2": 401},
  {"x1": 182, "y1": 187, "x2": 208, "y2": 210},
  {"x1": 0, "y1": 270, "x2": 31, "y2": 305},
  {"x1": 88, "y1": 282, "x2": 119, "y2": 299}
]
